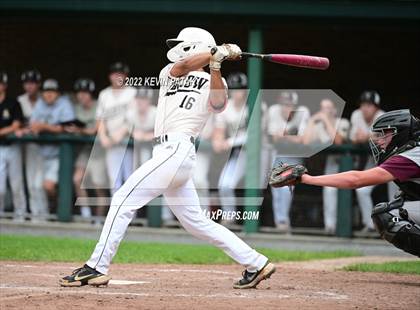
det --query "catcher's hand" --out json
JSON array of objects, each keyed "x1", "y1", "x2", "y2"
[{"x1": 269, "y1": 163, "x2": 308, "y2": 188}]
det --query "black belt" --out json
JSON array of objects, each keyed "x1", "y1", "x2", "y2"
[{"x1": 152, "y1": 134, "x2": 195, "y2": 146}]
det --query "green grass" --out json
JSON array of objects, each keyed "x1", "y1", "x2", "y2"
[
  {"x1": 344, "y1": 261, "x2": 420, "y2": 275},
  {"x1": 0, "y1": 234, "x2": 359, "y2": 264}
]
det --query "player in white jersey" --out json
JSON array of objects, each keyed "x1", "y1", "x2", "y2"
[
  {"x1": 213, "y1": 73, "x2": 248, "y2": 222},
  {"x1": 97, "y1": 62, "x2": 136, "y2": 194},
  {"x1": 350, "y1": 90, "x2": 391, "y2": 232},
  {"x1": 16, "y1": 69, "x2": 48, "y2": 222},
  {"x1": 127, "y1": 87, "x2": 157, "y2": 168},
  {"x1": 60, "y1": 27, "x2": 275, "y2": 289},
  {"x1": 267, "y1": 91, "x2": 310, "y2": 232}
]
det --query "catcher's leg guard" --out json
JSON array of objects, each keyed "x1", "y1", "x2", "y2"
[{"x1": 372, "y1": 202, "x2": 420, "y2": 257}]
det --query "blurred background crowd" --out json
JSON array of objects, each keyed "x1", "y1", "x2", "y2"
[{"x1": 0, "y1": 64, "x2": 401, "y2": 235}]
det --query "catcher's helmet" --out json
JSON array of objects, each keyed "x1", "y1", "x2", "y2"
[
  {"x1": 0, "y1": 71, "x2": 7, "y2": 84},
  {"x1": 227, "y1": 72, "x2": 248, "y2": 89},
  {"x1": 21, "y1": 69, "x2": 42, "y2": 83},
  {"x1": 360, "y1": 90, "x2": 380, "y2": 107},
  {"x1": 369, "y1": 109, "x2": 420, "y2": 164},
  {"x1": 74, "y1": 78, "x2": 95, "y2": 93},
  {"x1": 166, "y1": 27, "x2": 216, "y2": 63},
  {"x1": 109, "y1": 62, "x2": 130, "y2": 75}
]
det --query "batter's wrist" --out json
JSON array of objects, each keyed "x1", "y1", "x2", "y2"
[{"x1": 209, "y1": 61, "x2": 221, "y2": 71}]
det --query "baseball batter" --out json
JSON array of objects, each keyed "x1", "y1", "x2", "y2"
[{"x1": 60, "y1": 27, "x2": 275, "y2": 289}]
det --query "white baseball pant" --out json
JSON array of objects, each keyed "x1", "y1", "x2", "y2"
[
  {"x1": 323, "y1": 155, "x2": 340, "y2": 231},
  {"x1": 24, "y1": 143, "x2": 48, "y2": 220},
  {"x1": 0, "y1": 144, "x2": 27, "y2": 220},
  {"x1": 86, "y1": 134, "x2": 267, "y2": 274}
]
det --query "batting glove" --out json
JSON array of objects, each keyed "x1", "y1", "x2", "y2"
[{"x1": 209, "y1": 44, "x2": 242, "y2": 71}]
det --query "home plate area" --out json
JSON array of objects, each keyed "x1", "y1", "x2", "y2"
[{"x1": 1, "y1": 261, "x2": 419, "y2": 309}]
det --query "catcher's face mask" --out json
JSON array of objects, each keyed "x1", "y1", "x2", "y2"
[{"x1": 369, "y1": 128, "x2": 397, "y2": 164}]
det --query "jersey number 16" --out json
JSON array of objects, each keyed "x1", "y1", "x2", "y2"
[{"x1": 179, "y1": 95, "x2": 195, "y2": 110}]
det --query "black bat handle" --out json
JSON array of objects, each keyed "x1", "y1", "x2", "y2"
[{"x1": 241, "y1": 52, "x2": 267, "y2": 59}]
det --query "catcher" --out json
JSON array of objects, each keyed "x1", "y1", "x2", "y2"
[{"x1": 270, "y1": 109, "x2": 420, "y2": 257}]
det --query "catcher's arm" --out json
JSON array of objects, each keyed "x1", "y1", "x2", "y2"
[{"x1": 301, "y1": 167, "x2": 395, "y2": 189}]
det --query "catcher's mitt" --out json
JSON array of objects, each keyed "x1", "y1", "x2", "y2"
[{"x1": 269, "y1": 163, "x2": 308, "y2": 188}]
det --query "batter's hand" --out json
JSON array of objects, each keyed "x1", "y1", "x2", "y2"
[
  {"x1": 223, "y1": 44, "x2": 242, "y2": 60},
  {"x1": 210, "y1": 45, "x2": 229, "y2": 71},
  {"x1": 210, "y1": 44, "x2": 241, "y2": 71}
]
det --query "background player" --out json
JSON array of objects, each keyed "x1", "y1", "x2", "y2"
[
  {"x1": 60, "y1": 27, "x2": 275, "y2": 289},
  {"x1": 66, "y1": 78, "x2": 108, "y2": 224},
  {"x1": 96, "y1": 62, "x2": 136, "y2": 194},
  {"x1": 128, "y1": 87, "x2": 156, "y2": 168},
  {"x1": 267, "y1": 91, "x2": 310, "y2": 232},
  {"x1": 16, "y1": 69, "x2": 47, "y2": 222},
  {"x1": 213, "y1": 72, "x2": 248, "y2": 224},
  {"x1": 26, "y1": 79, "x2": 75, "y2": 214},
  {"x1": 0, "y1": 71, "x2": 26, "y2": 222},
  {"x1": 350, "y1": 91, "x2": 397, "y2": 232},
  {"x1": 302, "y1": 98, "x2": 350, "y2": 234}
]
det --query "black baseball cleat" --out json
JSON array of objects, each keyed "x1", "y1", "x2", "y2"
[
  {"x1": 59, "y1": 264, "x2": 110, "y2": 287},
  {"x1": 233, "y1": 261, "x2": 276, "y2": 289}
]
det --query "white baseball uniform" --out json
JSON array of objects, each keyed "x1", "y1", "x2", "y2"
[
  {"x1": 268, "y1": 104, "x2": 310, "y2": 226},
  {"x1": 86, "y1": 64, "x2": 268, "y2": 274},
  {"x1": 96, "y1": 86, "x2": 136, "y2": 193},
  {"x1": 18, "y1": 93, "x2": 48, "y2": 221},
  {"x1": 216, "y1": 99, "x2": 248, "y2": 213},
  {"x1": 350, "y1": 108, "x2": 391, "y2": 229},
  {"x1": 127, "y1": 104, "x2": 157, "y2": 168},
  {"x1": 305, "y1": 116, "x2": 350, "y2": 232}
]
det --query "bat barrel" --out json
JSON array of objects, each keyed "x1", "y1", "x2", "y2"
[{"x1": 269, "y1": 54, "x2": 330, "y2": 70}]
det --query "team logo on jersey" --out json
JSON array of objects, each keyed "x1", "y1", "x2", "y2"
[
  {"x1": 2, "y1": 109, "x2": 10, "y2": 119},
  {"x1": 165, "y1": 75, "x2": 208, "y2": 96}
]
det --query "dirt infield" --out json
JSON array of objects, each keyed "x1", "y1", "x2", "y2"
[{"x1": 1, "y1": 259, "x2": 419, "y2": 310}]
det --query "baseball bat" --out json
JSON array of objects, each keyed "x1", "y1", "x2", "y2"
[{"x1": 241, "y1": 52, "x2": 330, "y2": 70}]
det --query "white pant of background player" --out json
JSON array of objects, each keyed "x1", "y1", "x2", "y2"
[{"x1": 87, "y1": 133, "x2": 268, "y2": 274}]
